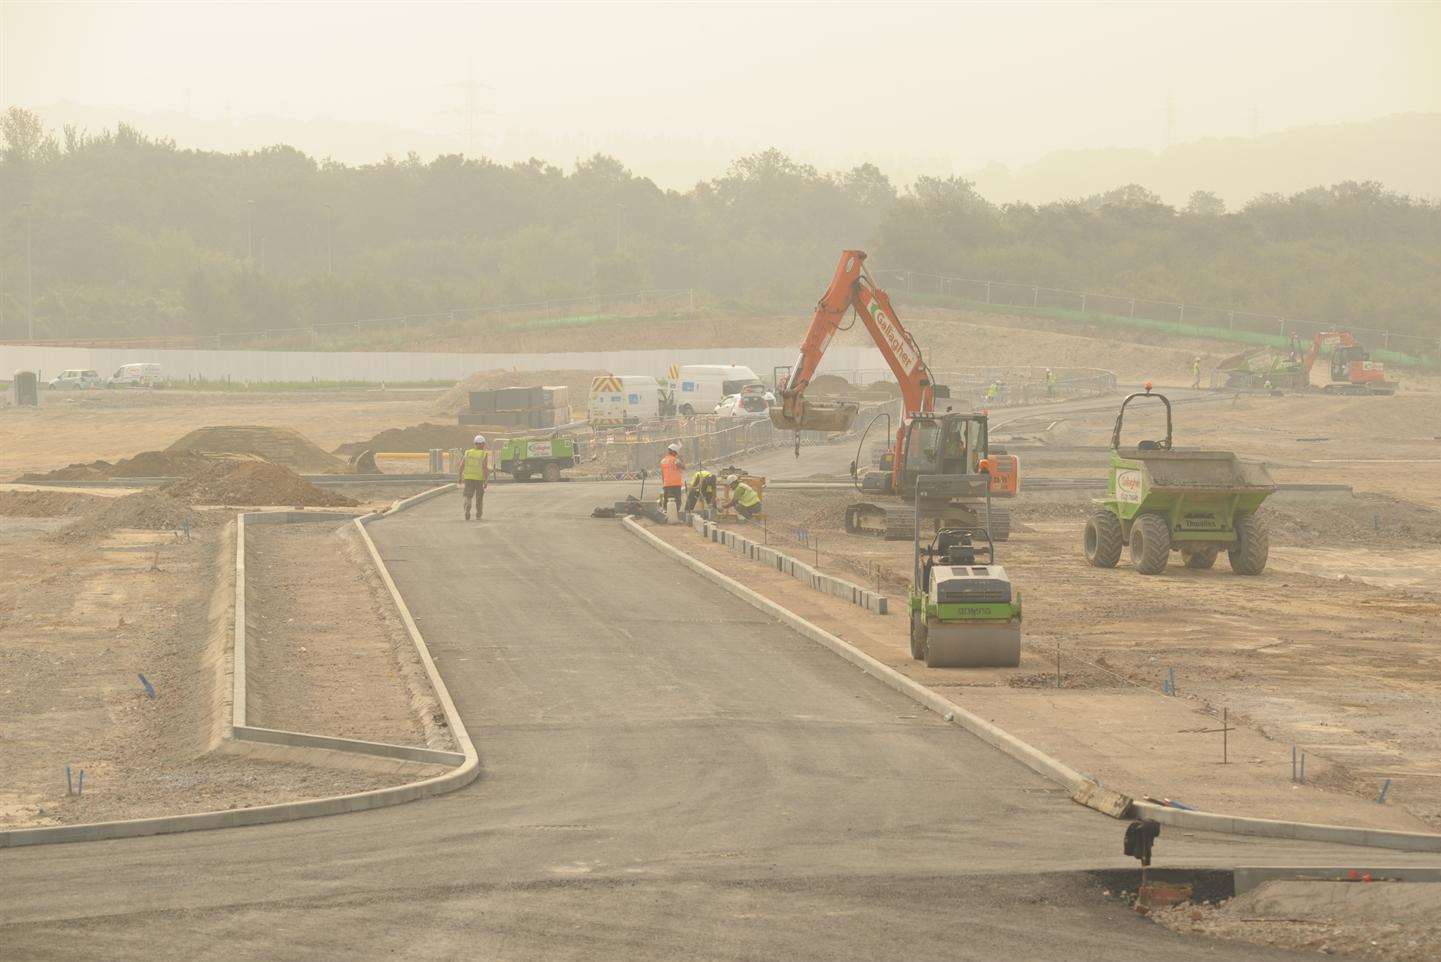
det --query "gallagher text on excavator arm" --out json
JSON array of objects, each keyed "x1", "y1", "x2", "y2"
[{"x1": 770, "y1": 249, "x2": 940, "y2": 433}]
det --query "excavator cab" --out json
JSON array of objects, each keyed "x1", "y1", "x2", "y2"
[{"x1": 897, "y1": 414, "x2": 986, "y2": 496}]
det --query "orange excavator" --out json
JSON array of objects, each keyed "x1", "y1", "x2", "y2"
[
  {"x1": 771, "y1": 250, "x2": 1019, "y2": 540},
  {"x1": 1303, "y1": 331, "x2": 1398, "y2": 395}
]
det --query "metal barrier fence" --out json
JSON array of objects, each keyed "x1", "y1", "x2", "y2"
[
  {"x1": 574, "y1": 364, "x2": 1115, "y2": 480},
  {"x1": 581, "y1": 400, "x2": 898, "y2": 480},
  {"x1": 870, "y1": 268, "x2": 1440, "y2": 362}
]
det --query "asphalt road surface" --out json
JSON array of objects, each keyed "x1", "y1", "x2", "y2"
[{"x1": 0, "y1": 482, "x2": 1396, "y2": 961}]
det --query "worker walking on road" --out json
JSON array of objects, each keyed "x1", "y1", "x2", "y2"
[
  {"x1": 985, "y1": 380, "x2": 1000, "y2": 404},
  {"x1": 723, "y1": 473, "x2": 761, "y2": 523},
  {"x1": 459, "y1": 435, "x2": 490, "y2": 521},
  {"x1": 685, "y1": 468, "x2": 718, "y2": 519},
  {"x1": 1045, "y1": 368, "x2": 1056, "y2": 399},
  {"x1": 1192, "y1": 356, "x2": 1202, "y2": 389},
  {"x1": 659, "y1": 442, "x2": 686, "y2": 521}
]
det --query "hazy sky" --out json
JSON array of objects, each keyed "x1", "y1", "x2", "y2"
[{"x1": 3, "y1": 1, "x2": 1439, "y2": 181}]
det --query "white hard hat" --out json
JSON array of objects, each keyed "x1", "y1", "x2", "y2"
[
  {"x1": 726, "y1": 474, "x2": 740, "y2": 485},
  {"x1": 474, "y1": 435, "x2": 486, "y2": 445},
  {"x1": 667, "y1": 443, "x2": 680, "y2": 453}
]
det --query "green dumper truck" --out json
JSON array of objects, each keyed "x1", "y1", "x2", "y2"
[
  {"x1": 497, "y1": 435, "x2": 581, "y2": 482},
  {"x1": 1084, "y1": 388, "x2": 1276, "y2": 576}
]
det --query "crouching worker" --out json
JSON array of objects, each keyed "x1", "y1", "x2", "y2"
[
  {"x1": 723, "y1": 473, "x2": 761, "y2": 522},
  {"x1": 685, "y1": 468, "x2": 717, "y2": 519}
]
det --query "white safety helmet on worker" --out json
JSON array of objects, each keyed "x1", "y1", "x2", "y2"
[
  {"x1": 667, "y1": 443, "x2": 680, "y2": 453},
  {"x1": 474, "y1": 435, "x2": 486, "y2": 445},
  {"x1": 726, "y1": 474, "x2": 739, "y2": 485}
]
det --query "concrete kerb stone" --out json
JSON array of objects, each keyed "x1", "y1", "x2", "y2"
[
  {"x1": 694, "y1": 519, "x2": 888, "y2": 616},
  {"x1": 622, "y1": 517, "x2": 1441, "y2": 855},
  {"x1": 0, "y1": 484, "x2": 477, "y2": 849}
]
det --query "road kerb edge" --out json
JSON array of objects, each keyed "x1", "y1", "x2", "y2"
[
  {"x1": 623, "y1": 517, "x2": 1441, "y2": 854},
  {"x1": 0, "y1": 484, "x2": 476, "y2": 849}
]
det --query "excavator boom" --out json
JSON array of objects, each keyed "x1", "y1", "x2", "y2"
[{"x1": 771, "y1": 250, "x2": 932, "y2": 432}]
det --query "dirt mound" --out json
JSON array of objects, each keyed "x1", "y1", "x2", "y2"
[
  {"x1": 0, "y1": 490, "x2": 98, "y2": 517},
  {"x1": 1265, "y1": 493, "x2": 1441, "y2": 547},
  {"x1": 162, "y1": 460, "x2": 358, "y2": 507},
  {"x1": 17, "y1": 449, "x2": 219, "y2": 483},
  {"x1": 167, "y1": 426, "x2": 348, "y2": 474},
  {"x1": 49, "y1": 492, "x2": 213, "y2": 543},
  {"x1": 335, "y1": 422, "x2": 481, "y2": 457},
  {"x1": 432, "y1": 369, "x2": 603, "y2": 416}
]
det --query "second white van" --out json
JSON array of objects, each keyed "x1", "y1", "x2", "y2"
[
  {"x1": 588, "y1": 375, "x2": 662, "y2": 427},
  {"x1": 673, "y1": 364, "x2": 764, "y2": 416}
]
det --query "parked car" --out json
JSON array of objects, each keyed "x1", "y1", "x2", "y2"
[
  {"x1": 714, "y1": 388, "x2": 772, "y2": 418},
  {"x1": 107, "y1": 362, "x2": 163, "y2": 387},
  {"x1": 48, "y1": 369, "x2": 103, "y2": 390},
  {"x1": 674, "y1": 364, "x2": 765, "y2": 416}
]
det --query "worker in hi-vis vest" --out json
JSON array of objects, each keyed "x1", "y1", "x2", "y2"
[
  {"x1": 658, "y1": 443, "x2": 686, "y2": 521},
  {"x1": 459, "y1": 435, "x2": 490, "y2": 521},
  {"x1": 723, "y1": 473, "x2": 761, "y2": 522},
  {"x1": 685, "y1": 468, "x2": 718, "y2": 518}
]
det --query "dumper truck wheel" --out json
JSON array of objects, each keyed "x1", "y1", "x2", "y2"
[
  {"x1": 909, "y1": 611, "x2": 927, "y2": 661},
  {"x1": 1181, "y1": 545, "x2": 1219, "y2": 569},
  {"x1": 1129, "y1": 513, "x2": 1171, "y2": 575},
  {"x1": 1084, "y1": 510, "x2": 1123, "y2": 568},
  {"x1": 513, "y1": 469, "x2": 531, "y2": 482},
  {"x1": 1228, "y1": 512, "x2": 1269, "y2": 575},
  {"x1": 543, "y1": 463, "x2": 561, "y2": 482}
]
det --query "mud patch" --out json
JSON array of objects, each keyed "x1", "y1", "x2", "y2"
[
  {"x1": 163, "y1": 461, "x2": 358, "y2": 507},
  {"x1": 168, "y1": 425, "x2": 348, "y2": 474},
  {"x1": 47, "y1": 492, "x2": 215, "y2": 543}
]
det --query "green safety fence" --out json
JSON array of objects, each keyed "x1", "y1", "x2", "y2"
[{"x1": 903, "y1": 293, "x2": 1434, "y2": 370}]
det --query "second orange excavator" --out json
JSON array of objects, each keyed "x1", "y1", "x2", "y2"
[{"x1": 771, "y1": 250, "x2": 1019, "y2": 540}]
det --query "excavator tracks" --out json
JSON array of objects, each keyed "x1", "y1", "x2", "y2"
[{"x1": 844, "y1": 502, "x2": 1011, "y2": 542}]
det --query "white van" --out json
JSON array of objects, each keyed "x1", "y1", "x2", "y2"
[
  {"x1": 673, "y1": 364, "x2": 764, "y2": 416},
  {"x1": 588, "y1": 375, "x2": 662, "y2": 427},
  {"x1": 108, "y1": 362, "x2": 163, "y2": 387}
]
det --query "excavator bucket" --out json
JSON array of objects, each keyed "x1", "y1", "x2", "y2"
[{"x1": 768, "y1": 400, "x2": 860, "y2": 433}]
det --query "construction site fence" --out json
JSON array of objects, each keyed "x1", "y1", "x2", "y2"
[
  {"x1": 580, "y1": 400, "x2": 900, "y2": 481},
  {"x1": 869, "y1": 267, "x2": 1440, "y2": 366},
  {"x1": 574, "y1": 364, "x2": 1114, "y2": 480},
  {"x1": 10, "y1": 288, "x2": 697, "y2": 351}
]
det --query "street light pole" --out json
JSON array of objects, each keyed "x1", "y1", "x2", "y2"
[{"x1": 22, "y1": 202, "x2": 33, "y2": 341}]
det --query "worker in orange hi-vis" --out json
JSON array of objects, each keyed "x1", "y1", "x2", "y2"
[{"x1": 658, "y1": 443, "x2": 686, "y2": 521}]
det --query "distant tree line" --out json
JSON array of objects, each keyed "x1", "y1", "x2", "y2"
[{"x1": 2, "y1": 106, "x2": 1437, "y2": 342}]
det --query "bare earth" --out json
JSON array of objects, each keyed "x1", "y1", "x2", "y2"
[
  {"x1": 0, "y1": 520, "x2": 411, "y2": 829},
  {"x1": 245, "y1": 520, "x2": 451, "y2": 749},
  {"x1": 1, "y1": 387, "x2": 438, "y2": 479}
]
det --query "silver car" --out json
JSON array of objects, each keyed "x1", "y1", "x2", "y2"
[{"x1": 48, "y1": 369, "x2": 103, "y2": 390}]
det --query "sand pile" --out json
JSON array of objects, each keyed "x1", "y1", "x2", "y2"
[
  {"x1": 432, "y1": 369, "x2": 603, "y2": 416},
  {"x1": 162, "y1": 460, "x2": 357, "y2": 507},
  {"x1": 167, "y1": 426, "x2": 348, "y2": 474},
  {"x1": 1264, "y1": 494, "x2": 1441, "y2": 548},
  {"x1": 0, "y1": 490, "x2": 98, "y2": 517},
  {"x1": 335, "y1": 422, "x2": 481, "y2": 457},
  {"x1": 17, "y1": 450, "x2": 219, "y2": 483},
  {"x1": 49, "y1": 492, "x2": 211, "y2": 542}
]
